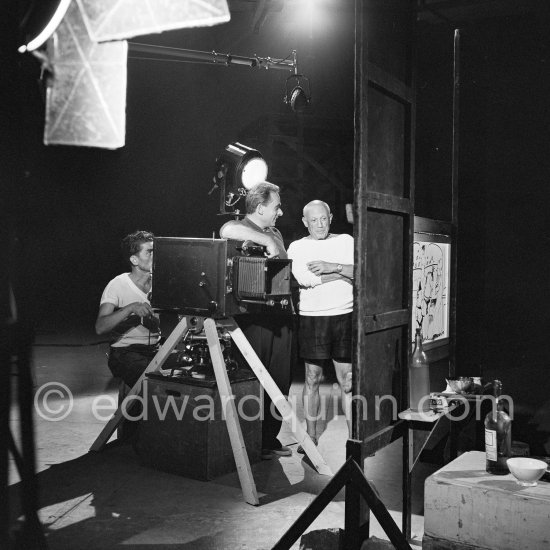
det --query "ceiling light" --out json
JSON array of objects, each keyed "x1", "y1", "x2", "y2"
[{"x1": 284, "y1": 74, "x2": 311, "y2": 113}]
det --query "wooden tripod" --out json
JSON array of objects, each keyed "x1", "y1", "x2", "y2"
[{"x1": 90, "y1": 315, "x2": 333, "y2": 505}]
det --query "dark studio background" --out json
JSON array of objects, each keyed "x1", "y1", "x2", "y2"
[
  {"x1": 9, "y1": 1, "x2": 356, "y2": 327},
  {"x1": 4, "y1": 2, "x2": 550, "y2": 452},
  {"x1": 416, "y1": 9, "x2": 550, "y2": 452}
]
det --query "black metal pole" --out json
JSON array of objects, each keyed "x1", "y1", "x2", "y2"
[
  {"x1": 15, "y1": 324, "x2": 48, "y2": 549},
  {"x1": 345, "y1": 439, "x2": 364, "y2": 549},
  {"x1": 402, "y1": 426, "x2": 412, "y2": 539},
  {"x1": 449, "y1": 28, "x2": 460, "y2": 376},
  {"x1": 128, "y1": 42, "x2": 295, "y2": 72},
  {"x1": 0, "y1": 325, "x2": 10, "y2": 547}
]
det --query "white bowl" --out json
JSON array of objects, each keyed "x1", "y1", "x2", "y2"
[{"x1": 506, "y1": 457, "x2": 548, "y2": 487}]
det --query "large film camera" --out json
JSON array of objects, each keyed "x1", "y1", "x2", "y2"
[{"x1": 151, "y1": 237, "x2": 292, "y2": 318}]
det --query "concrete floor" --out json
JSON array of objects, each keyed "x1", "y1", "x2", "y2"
[{"x1": 7, "y1": 321, "x2": 439, "y2": 549}]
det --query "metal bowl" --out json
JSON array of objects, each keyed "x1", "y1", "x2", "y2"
[{"x1": 446, "y1": 376, "x2": 473, "y2": 394}]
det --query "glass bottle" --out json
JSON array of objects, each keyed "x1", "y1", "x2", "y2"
[
  {"x1": 484, "y1": 380, "x2": 512, "y2": 474},
  {"x1": 409, "y1": 328, "x2": 430, "y2": 411}
]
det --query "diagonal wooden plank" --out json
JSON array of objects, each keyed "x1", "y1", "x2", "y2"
[
  {"x1": 227, "y1": 317, "x2": 333, "y2": 476},
  {"x1": 89, "y1": 315, "x2": 190, "y2": 452},
  {"x1": 367, "y1": 61, "x2": 413, "y2": 103},
  {"x1": 204, "y1": 318, "x2": 259, "y2": 505}
]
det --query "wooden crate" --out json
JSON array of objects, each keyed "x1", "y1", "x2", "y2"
[
  {"x1": 134, "y1": 370, "x2": 262, "y2": 480},
  {"x1": 424, "y1": 451, "x2": 550, "y2": 550}
]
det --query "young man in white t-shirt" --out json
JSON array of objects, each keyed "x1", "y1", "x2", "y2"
[
  {"x1": 95, "y1": 230, "x2": 161, "y2": 388},
  {"x1": 287, "y1": 201, "x2": 354, "y2": 451}
]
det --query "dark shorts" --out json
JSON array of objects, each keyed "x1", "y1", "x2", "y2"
[{"x1": 299, "y1": 313, "x2": 352, "y2": 361}]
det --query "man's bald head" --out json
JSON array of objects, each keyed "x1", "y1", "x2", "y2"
[
  {"x1": 302, "y1": 200, "x2": 333, "y2": 240},
  {"x1": 303, "y1": 200, "x2": 331, "y2": 218}
]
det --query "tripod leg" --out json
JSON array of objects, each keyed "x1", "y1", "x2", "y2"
[
  {"x1": 226, "y1": 317, "x2": 333, "y2": 476},
  {"x1": 89, "y1": 315, "x2": 191, "y2": 452},
  {"x1": 204, "y1": 319, "x2": 259, "y2": 505}
]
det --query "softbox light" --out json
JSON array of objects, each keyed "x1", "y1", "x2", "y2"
[
  {"x1": 75, "y1": 0, "x2": 230, "y2": 42},
  {"x1": 44, "y1": 0, "x2": 127, "y2": 149},
  {"x1": 214, "y1": 143, "x2": 268, "y2": 216},
  {"x1": 42, "y1": 0, "x2": 231, "y2": 149}
]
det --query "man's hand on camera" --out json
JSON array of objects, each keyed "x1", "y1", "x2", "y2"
[
  {"x1": 128, "y1": 302, "x2": 159, "y2": 331},
  {"x1": 130, "y1": 301, "x2": 154, "y2": 318},
  {"x1": 264, "y1": 239, "x2": 280, "y2": 258},
  {"x1": 141, "y1": 313, "x2": 160, "y2": 332}
]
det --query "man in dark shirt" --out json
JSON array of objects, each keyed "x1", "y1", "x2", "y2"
[
  {"x1": 220, "y1": 182, "x2": 292, "y2": 459},
  {"x1": 220, "y1": 182, "x2": 286, "y2": 259}
]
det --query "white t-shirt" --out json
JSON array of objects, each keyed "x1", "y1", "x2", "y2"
[
  {"x1": 99, "y1": 273, "x2": 160, "y2": 347},
  {"x1": 287, "y1": 234, "x2": 354, "y2": 316}
]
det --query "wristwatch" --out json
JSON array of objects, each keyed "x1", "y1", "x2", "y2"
[{"x1": 336, "y1": 264, "x2": 343, "y2": 273}]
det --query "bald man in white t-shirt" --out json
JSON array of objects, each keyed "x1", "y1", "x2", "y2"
[{"x1": 287, "y1": 201, "x2": 354, "y2": 451}]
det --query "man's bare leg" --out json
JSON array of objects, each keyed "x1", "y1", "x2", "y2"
[
  {"x1": 333, "y1": 360, "x2": 352, "y2": 436},
  {"x1": 303, "y1": 361, "x2": 323, "y2": 442}
]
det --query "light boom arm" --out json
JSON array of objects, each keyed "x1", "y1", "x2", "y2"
[{"x1": 128, "y1": 42, "x2": 296, "y2": 72}]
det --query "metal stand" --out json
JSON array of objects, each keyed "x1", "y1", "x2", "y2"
[
  {"x1": 1, "y1": 322, "x2": 48, "y2": 549},
  {"x1": 398, "y1": 408, "x2": 454, "y2": 539},
  {"x1": 90, "y1": 315, "x2": 332, "y2": 505},
  {"x1": 273, "y1": 439, "x2": 412, "y2": 550},
  {"x1": 274, "y1": 404, "x2": 471, "y2": 549}
]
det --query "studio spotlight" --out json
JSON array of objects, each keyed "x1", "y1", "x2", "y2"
[
  {"x1": 18, "y1": 0, "x2": 72, "y2": 53},
  {"x1": 211, "y1": 143, "x2": 268, "y2": 216},
  {"x1": 284, "y1": 74, "x2": 311, "y2": 113}
]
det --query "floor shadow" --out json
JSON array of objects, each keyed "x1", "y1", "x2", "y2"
[
  {"x1": 256, "y1": 455, "x2": 342, "y2": 506},
  {"x1": 10, "y1": 442, "x2": 241, "y2": 549},
  {"x1": 9, "y1": 442, "x2": 140, "y2": 521},
  {"x1": 9, "y1": 439, "x2": 328, "y2": 549}
]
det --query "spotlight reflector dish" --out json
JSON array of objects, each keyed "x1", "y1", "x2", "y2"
[
  {"x1": 290, "y1": 86, "x2": 309, "y2": 112},
  {"x1": 284, "y1": 74, "x2": 311, "y2": 113},
  {"x1": 241, "y1": 157, "x2": 268, "y2": 190},
  {"x1": 214, "y1": 142, "x2": 268, "y2": 215}
]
